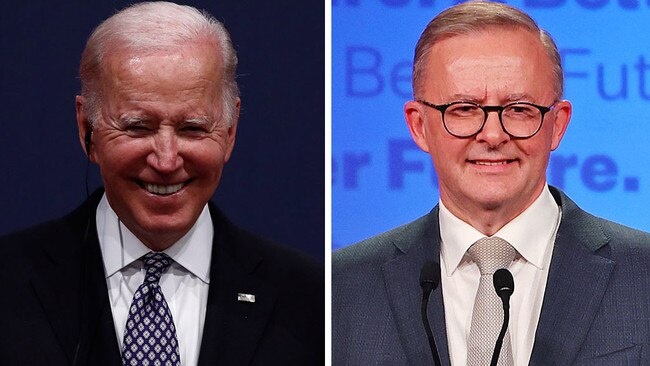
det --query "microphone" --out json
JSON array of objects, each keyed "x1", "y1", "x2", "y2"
[
  {"x1": 490, "y1": 268, "x2": 515, "y2": 366},
  {"x1": 419, "y1": 261, "x2": 442, "y2": 366}
]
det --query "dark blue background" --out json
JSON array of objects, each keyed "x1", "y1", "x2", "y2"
[{"x1": 0, "y1": 1, "x2": 324, "y2": 261}]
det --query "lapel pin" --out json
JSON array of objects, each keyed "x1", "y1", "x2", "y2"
[{"x1": 237, "y1": 293, "x2": 256, "y2": 303}]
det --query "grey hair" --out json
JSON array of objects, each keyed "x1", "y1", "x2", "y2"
[
  {"x1": 79, "y1": 1, "x2": 239, "y2": 127},
  {"x1": 412, "y1": 1, "x2": 563, "y2": 100}
]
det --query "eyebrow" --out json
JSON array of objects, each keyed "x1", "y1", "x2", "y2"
[
  {"x1": 118, "y1": 115, "x2": 148, "y2": 125},
  {"x1": 448, "y1": 94, "x2": 481, "y2": 103},
  {"x1": 184, "y1": 116, "x2": 211, "y2": 125},
  {"x1": 504, "y1": 93, "x2": 536, "y2": 102},
  {"x1": 116, "y1": 115, "x2": 212, "y2": 125},
  {"x1": 447, "y1": 93, "x2": 537, "y2": 104}
]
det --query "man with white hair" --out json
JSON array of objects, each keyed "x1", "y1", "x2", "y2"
[{"x1": 0, "y1": 2, "x2": 323, "y2": 365}]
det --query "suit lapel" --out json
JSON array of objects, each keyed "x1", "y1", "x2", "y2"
[
  {"x1": 76, "y1": 215, "x2": 122, "y2": 366},
  {"x1": 29, "y1": 244, "x2": 81, "y2": 364},
  {"x1": 382, "y1": 209, "x2": 451, "y2": 366},
  {"x1": 529, "y1": 189, "x2": 615, "y2": 366},
  {"x1": 198, "y1": 206, "x2": 277, "y2": 366},
  {"x1": 378, "y1": 188, "x2": 615, "y2": 366},
  {"x1": 429, "y1": 276, "x2": 452, "y2": 366},
  {"x1": 29, "y1": 190, "x2": 121, "y2": 366}
]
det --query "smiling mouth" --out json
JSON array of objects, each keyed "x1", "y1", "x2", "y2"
[
  {"x1": 142, "y1": 182, "x2": 185, "y2": 195},
  {"x1": 469, "y1": 160, "x2": 515, "y2": 166}
]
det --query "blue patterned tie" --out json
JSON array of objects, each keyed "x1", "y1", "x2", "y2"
[{"x1": 121, "y1": 252, "x2": 180, "y2": 366}]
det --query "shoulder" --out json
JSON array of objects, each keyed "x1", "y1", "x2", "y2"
[
  {"x1": 0, "y1": 190, "x2": 100, "y2": 250},
  {"x1": 208, "y1": 205, "x2": 324, "y2": 359},
  {"x1": 209, "y1": 203, "x2": 323, "y2": 290},
  {"x1": 599, "y1": 218, "x2": 650, "y2": 245},
  {"x1": 0, "y1": 200, "x2": 91, "y2": 274},
  {"x1": 332, "y1": 210, "x2": 438, "y2": 307},
  {"x1": 551, "y1": 186, "x2": 650, "y2": 257},
  {"x1": 333, "y1": 210, "x2": 437, "y2": 276},
  {"x1": 0, "y1": 216, "x2": 73, "y2": 247},
  {"x1": 237, "y1": 225, "x2": 323, "y2": 287},
  {"x1": 593, "y1": 217, "x2": 650, "y2": 263}
]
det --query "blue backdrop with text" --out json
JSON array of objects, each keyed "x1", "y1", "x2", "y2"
[{"x1": 333, "y1": 0, "x2": 649, "y2": 249}]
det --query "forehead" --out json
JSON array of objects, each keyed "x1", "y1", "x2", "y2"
[
  {"x1": 421, "y1": 27, "x2": 555, "y2": 100},
  {"x1": 99, "y1": 43, "x2": 223, "y2": 94}
]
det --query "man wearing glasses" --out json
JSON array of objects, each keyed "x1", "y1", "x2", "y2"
[{"x1": 333, "y1": 2, "x2": 650, "y2": 365}]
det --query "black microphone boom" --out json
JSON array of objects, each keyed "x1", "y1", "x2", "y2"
[
  {"x1": 419, "y1": 261, "x2": 442, "y2": 366},
  {"x1": 490, "y1": 268, "x2": 515, "y2": 366}
]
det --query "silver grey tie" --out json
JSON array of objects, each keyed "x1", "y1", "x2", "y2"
[{"x1": 467, "y1": 237, "x2": 516, "y2": 366}]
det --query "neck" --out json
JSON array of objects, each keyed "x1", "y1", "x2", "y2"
[
  {"x1": 118, "y1": 220, "x2": 184, "y2": 252},
  {"x1": 138, "y1": 232, "x2": 183, "y2": 252},
  {"x1": 440, "y1": 187, "x2": 545, "y2": 236}
]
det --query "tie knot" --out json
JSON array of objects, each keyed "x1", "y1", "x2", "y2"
[
  {"x1": 468, "y1": 237, "x2": 515, "y2": 275},
  {"x1": 142, "y1": 252, "x2": 172, "y2": 284}
]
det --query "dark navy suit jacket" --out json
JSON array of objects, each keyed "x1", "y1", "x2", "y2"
[
  {"x1": 333, "y1": 187, "x2": 650, "y2": 365},
  {"x1": 0, "y1": 190, "x2": 324, "y2": 365}
]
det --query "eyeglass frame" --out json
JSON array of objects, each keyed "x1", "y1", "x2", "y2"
[{"x1": 416, "y1": 99, "x2": 557, "y2": 139}]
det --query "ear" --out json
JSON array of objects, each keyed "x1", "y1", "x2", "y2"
[
  {"x1": 404, "y1": 100, "x2": 431, "y2": 153},
  {"x1": 549, "y1": 100, "x2": 572, "y2": 151},
  {"x1": 223, "y1": 97, "x2": 240, "y2": 163},
  {"x1": 76, "y1": 95, "x2": 96, "y2": 163}
]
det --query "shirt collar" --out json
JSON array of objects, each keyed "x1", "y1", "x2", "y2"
[
  {"x1": 96, "y1": 194, "x2": 213, "y2": 284},
  {"x1": 439, "y1": 185, "x2": 560, "y2": 275}
]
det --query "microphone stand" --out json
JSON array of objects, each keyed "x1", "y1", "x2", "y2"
[
  {"x1": 491, "y1": 268, "x2": 514, "y2": 366},
  {"x1": 420, "y1": 261, "x2": 442, "y2": 366},
  {"x1": 490, "y1": 299, "x2": 510, "y2": 366}
]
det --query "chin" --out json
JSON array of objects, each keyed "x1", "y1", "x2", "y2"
[
  {"x1": 144, "y1": 216, "x2": 193, "y2": 233},
  {"x1": 129, "y1": 212, "x2": 195, "y2": 242},
  {"x1": 466, "y1": 186, "x2": 515, "y2": 211}
]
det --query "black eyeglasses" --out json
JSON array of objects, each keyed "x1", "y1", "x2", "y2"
[{"x1": 416, "y1": 100, "x2": 556, "y2": 138}]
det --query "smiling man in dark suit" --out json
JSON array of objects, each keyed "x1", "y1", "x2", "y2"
[
  {"x1": 0, "y1": 2, "x2": 322, "y2": 365},
  {"x1": 333, "y1": 2, "x2": 650, "y2": 365}
]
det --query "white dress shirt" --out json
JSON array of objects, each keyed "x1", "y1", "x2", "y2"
[
  {"x1": 439, "y1": 185, "x2": 561, "y2": 366},
  {"x1": 96, "y1": 194, "x2": 213, "y2": 366}
]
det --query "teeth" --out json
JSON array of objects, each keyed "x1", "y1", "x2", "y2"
[
  {"x1": 145, "y1": 183, "x2": 184, "y2": 195},
  {"x1": 474, "y1": 161, "x2": 508, "y2": 166}
]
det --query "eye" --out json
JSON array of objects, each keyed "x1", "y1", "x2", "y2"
[
  {"x1": 179, "y1": 118, "x2": 212, "y2": 137},
  {"x1": 182, "y1": 126, "x2": 206, "y2": 132},
  {"x1": 447, "y1": 103, "x2": 481, "y2": 117},
  {"x1": 118, "y1": 116, "x2": 154, "y2": 136},
  {"x1": 125, "y1": 124, "x2": 154, "y2": 136},
  {"x1": 127, "y1": 125, "x2": 150, "y2": 131},
  {"x1": 504, "y1": 104, "x2": 537, "y2": 119},
  {"x1": 179, "y1": 124, "x2": 210, "y2": 138}
]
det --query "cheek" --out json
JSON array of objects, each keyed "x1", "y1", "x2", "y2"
[
  {"x1": 96, "y1": 139, "x2": 148, "y2": 173},
  {"x1": 429, "y1": 141, "x2": 467, "y2": 178},
  {"x1": 521, "y1": 125, "x2": 555, "y2": 157},
  {"x1": 515, "y1": 138, "x2": 552, "y2": 172},
  {"x1": 428, "y1": 130, "x2": 466, "y2": 162},
  {"x1": 183, "y1": 141, "x2": 228, "y2": 174}
]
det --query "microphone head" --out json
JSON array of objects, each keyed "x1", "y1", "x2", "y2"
[
  {"x1": 493, "y1": 268, "x2": 514, "y2": 299},
  {"x1": 420, "y1": 261, "x2": 441, "y2": 292}
]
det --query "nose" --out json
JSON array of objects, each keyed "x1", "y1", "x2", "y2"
[
  {"x1": 147, "y1": 129, "x2": 183, "y2": 173},
  {"x1": 475, "y1": 110, "x2": 510, "y2": 147}
]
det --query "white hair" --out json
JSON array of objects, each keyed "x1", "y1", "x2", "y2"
[{"x1": 79, "y1": 1, "x2": 239, "y2": 126}]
